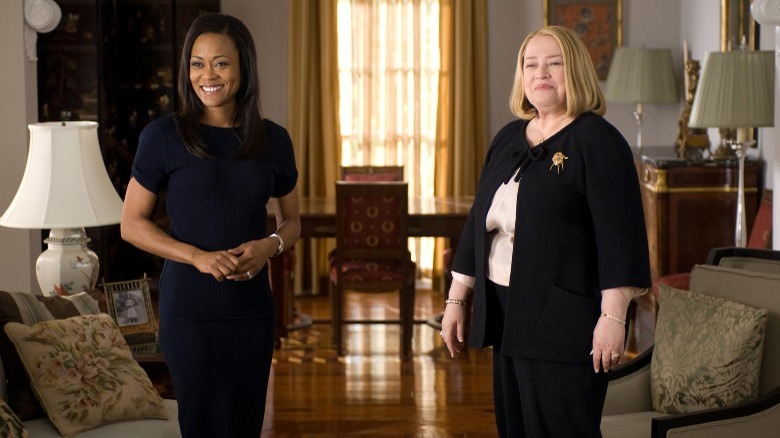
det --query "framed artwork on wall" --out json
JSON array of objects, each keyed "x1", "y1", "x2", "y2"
[
  {"x1": 102, "y1": 274, "x2": 157, "y2": 336},
  {"x1": 544, "y1": 0, "x2": 623, "y2": 80}
]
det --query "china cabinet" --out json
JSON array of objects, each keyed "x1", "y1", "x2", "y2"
[{"x1": 36, "y1": 0, "x2": 220, "y2": 280}]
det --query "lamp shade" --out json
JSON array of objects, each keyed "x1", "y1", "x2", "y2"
[
  {"x1": 0, "y1": 121, "x2": 123, "y2": 229},
  {"x1": 688, "y1": 50, "x2": 775, "y2": 129},
  {"x1": 604, "y1": 48, "x2": 678, "y2": 104}
]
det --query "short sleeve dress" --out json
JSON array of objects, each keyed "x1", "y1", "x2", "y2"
[{"x1": 132, "y1": 114, "x2": 297, "y2": 437}]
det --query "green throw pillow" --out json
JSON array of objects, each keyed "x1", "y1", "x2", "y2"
[
  {"x1": 4, "y1": 314, "x2": 168, "y2": 437},
  {"x1": 651, "y1": 285, "x2": 768, "y2": 414}
]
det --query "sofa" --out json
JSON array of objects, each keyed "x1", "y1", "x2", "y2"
[
  {"x1": 19, "y1": 400, "x2": 180, "y2": 437},
  {"x1": 601, "y1": 248, "x2": 780, "y2": 437},
  {"x1": 0, "y1": 290, "x2": 181, "y2": 437}
]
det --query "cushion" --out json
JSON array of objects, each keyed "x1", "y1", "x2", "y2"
[
  {"x1": 718, "y1": 257, "x2": 780, "y2": 275},
  {"x1": 689, "y1": 264, "x2": 780, "y2": 395},
  {"x1": 0, "y1": 397, "x2": 28, "y2": 438},
  {"x1": 23, "y1": 399, "x2": 180, "y2": 437},
  {"x1": 4, "y1": 314, "x2": 168, "y2": 437},
  {"x1": 0, "y1": 290, "x2": 100, "y2": 420},
  {"x1": 651, "y1": 285, "x2": 768, "y2": 414}
]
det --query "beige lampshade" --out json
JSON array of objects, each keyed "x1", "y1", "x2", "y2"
[
  {"x1": 0, "y1": 121, "x2": 123, "y2": 229},
  {"x1": 689, "y1": 50, "x2": 775, "y2": 129},
  {"x1": 604, "y1": 47, "x2": 678, "y2": 104}
]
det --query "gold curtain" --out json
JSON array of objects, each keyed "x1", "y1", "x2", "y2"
[
  {"x1": 288, "y1": 1, "x2": 341, "y2": 294},
  {"x1": 435, "y1": 0, "x2": 489, "y2": 198},
  {"x1": 433, "y1": 0, "x2": 488, "y2": 289}
]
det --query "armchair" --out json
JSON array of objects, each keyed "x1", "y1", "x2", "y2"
[
  {"x1": 602, "y1": 248, "x2": 780, "y2": 437},
  {"x1": 329, "y1": 181, "x2": 416, "y2": 359}
]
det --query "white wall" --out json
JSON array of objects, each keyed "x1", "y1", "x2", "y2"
[{"x1": 0, "y1": 2, "x2": 42, "y2": 294}]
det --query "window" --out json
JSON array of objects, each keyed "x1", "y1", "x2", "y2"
[{"x1": 337, "y1": 0, "x2": 440, "y2": 276}]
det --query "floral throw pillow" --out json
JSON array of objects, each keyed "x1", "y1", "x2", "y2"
[
  {"x1": 4, "y1": 314, "x2": 168, "y2": 437},
  {"x1": 0, "y1": 290, "x2": 101, "y2": 420},
  {"x1": 651, "y1": 285, "x2": 768, "y2": 414},
  {"x1": 0, "y1": 398, "x2": 28, "y2": 438}
]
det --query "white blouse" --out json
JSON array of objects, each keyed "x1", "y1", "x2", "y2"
[{"x1": 451, "y1": 169, "x2": 519, "y2": 288}]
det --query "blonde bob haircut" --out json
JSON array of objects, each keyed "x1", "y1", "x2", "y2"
[{"x1": 509, "y1": 26, "x2": 606, "y2": 120}]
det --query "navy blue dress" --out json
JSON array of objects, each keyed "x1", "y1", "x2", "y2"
[{"x1": 132, "y1": 115, "x2": 297, "y2": 437}]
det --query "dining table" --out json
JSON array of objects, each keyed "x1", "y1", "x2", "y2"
[{"x1": 267, "y1": 195, "x2": 474, "y2": 343}]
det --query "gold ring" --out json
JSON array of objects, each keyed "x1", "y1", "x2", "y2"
[{"x1": 610, "y1": 352, "x2": 619, "y2": 360}]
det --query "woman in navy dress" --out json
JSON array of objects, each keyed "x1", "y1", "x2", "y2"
[{"x1": 121, "y1": 13, "x2": 300, "y2": 437}]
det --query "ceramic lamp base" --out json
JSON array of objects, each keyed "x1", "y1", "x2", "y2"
[{"x1": 36, "y1": 227, "x2": 99, "y2": 296}]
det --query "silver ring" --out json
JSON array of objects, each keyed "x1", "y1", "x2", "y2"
[
  {"x1": 439, "y1": 331, "x2": 444, "y2": 337},
  {"x1": 246, "y1": 271, "x2": 253, "y2": 279},
  {"x1": 610, "y1": 352, "x2": 619, "y2": 360}
]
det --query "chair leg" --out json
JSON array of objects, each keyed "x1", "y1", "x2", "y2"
[
  {"x1": 331, "y1": 281, "x2": 344, "y2": 356},
  {"x1": 401, "y1": 281, "x2": 414, "y2": 360}
]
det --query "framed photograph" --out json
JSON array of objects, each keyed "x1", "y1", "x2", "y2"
[
  {"x1": 102, "y1": 274, "x2": 157, "y2": 336},
  {"x1": 544, "y1": 0, "x2": 623, "y2": 80}
]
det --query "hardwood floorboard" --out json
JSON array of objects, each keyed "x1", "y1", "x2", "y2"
[
  {"x1": 264, "y1": 289, "x2": 498, "y2": 437},
  {"x1": 264, "y1": 288, "x2": 644, "y2": 436}
]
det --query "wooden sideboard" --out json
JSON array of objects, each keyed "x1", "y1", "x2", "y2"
[{"x1": 636, "y1": 147, "x2": 763, "y2": 279}]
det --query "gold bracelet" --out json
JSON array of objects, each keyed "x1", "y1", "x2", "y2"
[
  {"x1": 445, "y1": 299, "x2": 466, "y2": 306},
  {"x1": 600, "y1": 312, "x2": 626, "y2": 325}
]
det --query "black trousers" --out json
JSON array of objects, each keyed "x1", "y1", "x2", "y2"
[{"x1": 489, "y1": 281, "x2": 608, "y2": 438}]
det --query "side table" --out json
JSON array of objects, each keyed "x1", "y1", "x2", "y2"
[{"x1": 636, "y1": 146, "x2": 762, "y2": 279}]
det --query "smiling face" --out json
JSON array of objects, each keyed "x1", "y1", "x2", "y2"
[
  {"x1": 189, "y1": 32, "x2": 241, "y2": 123},
  {"x1": 522, "y1": 35, "x2": 567, "y2": 115}
]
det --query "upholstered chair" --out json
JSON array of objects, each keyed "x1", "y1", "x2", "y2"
[{"x1": 330, "y1": 181, "x2": 416, "y2": 358}]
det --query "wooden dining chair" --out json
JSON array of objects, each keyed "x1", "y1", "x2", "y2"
[
  {"x1": 330, "y1": 181, "x2": 416, "y2": 359},
  {"x1": 339, "y1": 165, "x2": 404, "y2": 182}
]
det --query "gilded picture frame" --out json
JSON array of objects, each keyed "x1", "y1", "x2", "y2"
[
  {"x1": 544, "y1": 0, "x2": 623, "y2": 80},
  {"x1": 102, "y1": 274, "x2": 157, "y2": 336}
]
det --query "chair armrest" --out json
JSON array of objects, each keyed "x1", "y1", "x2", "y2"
[
  {"x1": 652, "y1": 386, "x2": 780, "y2": 437},
  {"x1": 603, "y1": 347, "x2": 654, "y2": 415}
]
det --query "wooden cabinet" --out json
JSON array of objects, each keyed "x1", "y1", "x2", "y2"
[
  {"x1": 36, "y1": 0, "x2": 220, "y2": 281},
  {"x1": 637, "y1": 147, "x2": 763, "y2": 279}
]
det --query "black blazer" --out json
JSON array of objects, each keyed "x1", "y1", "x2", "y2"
[{"x1": 452, "y1": 113, "x2": 651, "y2": 364}]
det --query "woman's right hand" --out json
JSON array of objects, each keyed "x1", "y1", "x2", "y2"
[
  {"x1": 441, "y1": 302, "x2": 468, "y2": 358},
  {"x1": 192, "y1": 250, "x2": 240, "y2": 282},
  {"x1": 440, "y1": 279, "x2": 473, "y2": 358}
]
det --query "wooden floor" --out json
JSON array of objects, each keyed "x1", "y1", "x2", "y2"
[{"x1": 263, "y1": 288, "x2": 498, "y2": 437}]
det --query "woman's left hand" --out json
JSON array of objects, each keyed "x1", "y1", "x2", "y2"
[
  {"x1": 592, "y1": 316, "x2": 626, "y2": 373},
  {"x1": 225, "y1": 238, "x2": 275, "y2": 281}
]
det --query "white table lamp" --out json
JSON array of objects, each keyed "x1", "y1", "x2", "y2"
[{"x1": 0, "y1": 121, "x2": 124, "y2": 296}]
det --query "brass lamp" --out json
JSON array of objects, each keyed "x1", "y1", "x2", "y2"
[
  {"x1": 688, "y1": 49, "x2": 775, "y2": 247},
  {"x1": 0, "y1": 122, "x2": 124, "y2": 296},
  {"x1": 604, "y1": 47, "x2": 679, "y2": 153}
]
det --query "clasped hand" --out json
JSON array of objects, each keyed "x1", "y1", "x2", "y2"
[{"x1": 192, "y1": 238, "x2": 276, "y2": 282}]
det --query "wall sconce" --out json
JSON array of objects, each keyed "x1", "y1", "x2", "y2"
[
  {"x1": 688, "y1": 49, "x2": 775, "y2": 247},
  {"x1": 604, "y1": 47, "x2": 679, "y2": 154},
  {"x1": 0, "y1": 122, "x2": 124, "y2": 296}
]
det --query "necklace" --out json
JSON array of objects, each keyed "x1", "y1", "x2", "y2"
[{"x1": 532, "y1": 116, "x2": 568, "y2": 145}]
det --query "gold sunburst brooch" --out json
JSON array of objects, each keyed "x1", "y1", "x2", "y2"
[{"x1": 550, "y1": 151, "x2": 569, "y2": 174}]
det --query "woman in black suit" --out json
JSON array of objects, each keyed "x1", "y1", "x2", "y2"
[{"x1": 440, "y1": 26, "x2": 651, "y2": 437}]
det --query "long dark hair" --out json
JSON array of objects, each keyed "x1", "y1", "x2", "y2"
[{"x1": 175, "y1": 13, "x2": 266, "y2": 158}]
